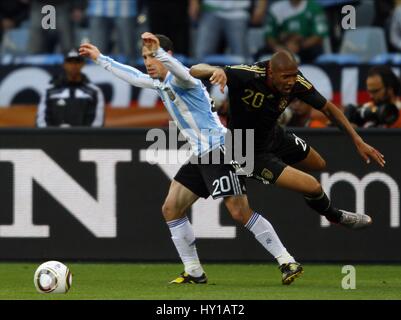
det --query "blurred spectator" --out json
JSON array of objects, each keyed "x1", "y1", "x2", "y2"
[
  {"x1": 36, "y1": 49, "x2": 105, "y2": 127},
  {"x1": 191, "y1": 0, "x2": 268, "y2": 61},
  {"x1": 257, "y1": 0, "x2": 328, "y2": 63},
  {"x1": 87, "y1": 0, "x2": 138, "y2": 63},
  {"x1": 28, "y1": 0, "x2": 86, "y2": 54},
  {"x1": 146, "y1": 0, "x2": 190, "y2": 56},
  {"x1": 390, "y1": 0, "x2": 401, "y2": 51},
  {"x1": 315, "y1": 0, "x2": 359, "y2": 53},
  {"x1": 344, "y1": 65, "x2": 401, "y2": 128},
  {"x1": 0, "y1": 0, "x2": 30, "y2": 45},
  {"x1": 373, "y1": 0, "x2": 394, "y2": 28},
  {"x1": 371, "y1": 0, "x2": 394, "y2": 51},
  {"x1": 280, "y1": 99, "x2": 327, "y2": 128}
]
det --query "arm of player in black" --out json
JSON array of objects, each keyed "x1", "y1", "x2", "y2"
[
  {"x1": 296, "y1": 76, "x2": 385, "y2": 167},
  {"x1": 320, "y1": 101, "x2": 385, "y2": 167},
  {"x1": 190, "y1": 64, "x2": 227, "y2": 93}
]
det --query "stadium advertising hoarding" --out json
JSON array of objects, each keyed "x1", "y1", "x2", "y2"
[
  {"x1": 0, "y1": 128, "x2": 399, "y2": 262},
  {"x1": 0, "y1": 63, "x2": 398, "y2": 108}
]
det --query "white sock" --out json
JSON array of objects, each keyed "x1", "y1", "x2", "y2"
[
  {"x1": 245, "y1": 212, "x2": 296, "y2": 265},
  {"x1": 167, "y1": 216, "x2": 204, "y2": 277}
]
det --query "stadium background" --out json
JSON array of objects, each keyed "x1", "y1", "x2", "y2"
[
  {"x1": 0, "y1": 128, "x2": 399, "y2": 262},
  {"x1": 0, "y1": 0, "x2": 401, "y2": 301}
]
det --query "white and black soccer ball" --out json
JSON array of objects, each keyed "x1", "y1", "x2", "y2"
[{"x1": 34, "y1": 261, "x2": 72, "y2": 294}]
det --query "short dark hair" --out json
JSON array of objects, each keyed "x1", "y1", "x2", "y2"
[
  {"x1": 155, "y1": 34, "x2": 174, "y2": 52},
  {"x1": 367, "y1": 65, "x2": 401, "y2": 96}
]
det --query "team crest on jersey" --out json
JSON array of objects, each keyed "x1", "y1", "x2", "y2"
[
  {"x1": 261, "y1": 168, "x2": 274, "y2": 181},
  {"x1": 164, "y1": 87, "x2": 176, "y2": 101},
  {"x1": 278, "y1": 98, "x2": 288, "y2": 111}
]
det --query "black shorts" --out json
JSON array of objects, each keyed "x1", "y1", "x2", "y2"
[
  {"x1": 174, "y1": 148, "x2": 247, "y2": 199},
  {"x1": 250, "y1": 127, "x2": 310, "y2": 184}
]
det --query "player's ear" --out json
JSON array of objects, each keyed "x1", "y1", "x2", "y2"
[{"x1": 167, "y1": 50, "x2": 173, "y2": 56}]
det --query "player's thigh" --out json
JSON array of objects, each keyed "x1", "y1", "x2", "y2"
[
  {"x1": 293, "y1": 147, "x2": 326, "y2": 172},
  {"x1": 275, "y1": 165, "x2": 322, "y2": 196},
  {"x1": 249, "y1": 153, "x2": 287, "y2": 185},
  {"x1": 162, "y1": 180, "x2": 199, "y2": 221},
  {"x1": 274, "y1": 131, "x2": 311, "y2": 166}
]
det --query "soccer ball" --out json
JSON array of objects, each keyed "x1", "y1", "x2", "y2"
[{"x1": 33, "y1": 261, "x2": 72, "y2": 294}]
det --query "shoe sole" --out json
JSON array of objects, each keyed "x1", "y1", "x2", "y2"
[
  {"x1": 169, "y1": 279, "x2": 208, "y2": 284},
  {"x1": 282, "y1": 269, "x2": 304, "y2": 285},
  {"x1": 170, "y1": 281, "x2": 207, "y2": 284}
]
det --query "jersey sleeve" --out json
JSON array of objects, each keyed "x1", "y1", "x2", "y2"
[
  {"x1": 87, "y1": 83, "x2": 105, "y2": 127},
  {"x1": 96, "y1": 55, "x2": 155, "y2": 89},
  {"x1": 36, "y1": 85, "x2": 52, "y2": 127},
  {"x1": 295, "y1": 74, "x2": 327, "y2": 110},
  {"x1": 224, "y1": 65, "x2": 249, "y2": 89},
  {"x1": 155, "y1": 48, "x2": 198, "y2": 88}
]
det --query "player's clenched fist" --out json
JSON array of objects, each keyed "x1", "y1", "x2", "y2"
[{"x1": 79, "y1": 43, "x2": 101, "y2": 61}]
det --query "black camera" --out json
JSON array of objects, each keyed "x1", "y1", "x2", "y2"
[{"x1": 344, "y1": 103, "x2": 399, "y2": 127}]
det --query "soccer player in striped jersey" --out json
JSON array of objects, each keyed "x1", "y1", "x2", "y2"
[
  {"x1": 190, "y1": 51, "x2": 385, "y2": 229},
  {"x1": 79, "y1": 33, "x2": 303, "y2": 285}
]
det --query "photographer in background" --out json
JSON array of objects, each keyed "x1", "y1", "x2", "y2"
[
  {"x1": 345, "y1": 65, "x2": 401, "y2": 128},
  {"x1": 36, "y1": 49, "x2": 105, "y2": 127}
]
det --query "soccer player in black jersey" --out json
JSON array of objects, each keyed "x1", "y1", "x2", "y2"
[{"x1": 190, "y1": 51, "x2": 385, "y2": 228}]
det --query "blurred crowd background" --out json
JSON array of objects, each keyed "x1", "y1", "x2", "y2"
[
  {"x1": 0, "y1": 0, "x2": 401, "y2": 129},
  {"x1": 2, "y1": 0, "x2": 399, "y2": 63}
]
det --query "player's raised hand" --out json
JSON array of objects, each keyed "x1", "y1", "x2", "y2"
[
  {"x1": 209, "y1": 69, "x2": 227, "y2": 93},
  {"x1": 356, "y1": 140, "x2": 385, "y2": 167},
  {"x1": 141, "y1": 32, "x2": 160, "y2": 53},
  {"x1": 79, "y1": 43, "x2": 100, "y2": 61}
]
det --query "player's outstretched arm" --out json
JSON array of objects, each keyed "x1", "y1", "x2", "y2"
[
  {"x1": 190, "y1": 64, "x2": 227, "y2": 93},
  {"x1": 79, "y1": 42, "x2": 154, "y2": 89},
  {"x1": 321, "y1": 101, "x2": 385, "y2": 167}
]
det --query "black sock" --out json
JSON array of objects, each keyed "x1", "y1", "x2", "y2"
[{"x1": 304, "y1": 191, "x2": 343, "y2": 223}]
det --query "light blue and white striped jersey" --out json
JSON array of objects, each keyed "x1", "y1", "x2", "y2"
[
  {"x1": 87, "y1": 0, "x2": 137, "y2": 18},
  {"x1": 96, "y1": 48, "x2": 227, "y2": 156}
]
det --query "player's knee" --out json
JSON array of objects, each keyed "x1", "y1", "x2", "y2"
[
  {"x1": 230, "y1": 209, "x2": 251, "y2": 225},
  {"x1": 161, "y1": 202, "x2": 171, "y2": 219},
  {"x1": 307, "y1": 177, "x2": 323, "y2": 196},
  {"x1": 224, "y1": 197, "x2": 252, "y2": 225},
  {"x1": 162, "y1": 201, "x2": 183, "y2": 221}
]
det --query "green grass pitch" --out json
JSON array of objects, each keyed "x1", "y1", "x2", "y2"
[{"x1": 1, "y1": 263, "x2": 401, "y2": 300}]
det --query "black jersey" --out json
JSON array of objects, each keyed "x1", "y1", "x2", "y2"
[{"x1": 224, "y1": 61, "x2": 327, "y2": 152}]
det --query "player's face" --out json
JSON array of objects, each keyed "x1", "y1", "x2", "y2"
[
  {"x1": 142, "y1": 46, "x2": 167, "y2": 79},
  {"x1": 271, "y1": 66, "x2": 298, "y2": 95},
  {"x1": 367, "y1": 75, "x2": 388, "y2": 105}
]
